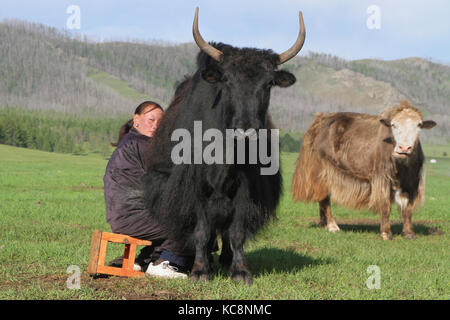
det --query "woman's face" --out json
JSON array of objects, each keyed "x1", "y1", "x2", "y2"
[{"x1": 133, "y1": 106, "x2": 164, "y2": 137}]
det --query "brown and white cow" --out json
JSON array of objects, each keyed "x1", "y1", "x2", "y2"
[{"x1": 291, "y1": 101, "x2": 436, "y2": 240}]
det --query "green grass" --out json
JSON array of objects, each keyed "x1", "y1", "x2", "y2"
[
  {"x1": 422, "y1": 143, "x2": 450, "y2": 157},
  {"x1": 0, "y1": 144, "x2": 449, "y2": 299},
  {"x1": 87, "y1": 66, "x2": 164, "y2": 105}
]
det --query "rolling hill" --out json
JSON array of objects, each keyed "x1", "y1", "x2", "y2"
[{"x1": 0, "y1": 19, "x2": 449, "y2": 142}]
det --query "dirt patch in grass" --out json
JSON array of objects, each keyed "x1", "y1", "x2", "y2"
[
  {"x1": 72, "y1": 183, "x2": 104, "y2": 191},
  {"x1": 86, "y1": 275, "x2": 191, "y2": 300},
  {"x1": 0, "y1": 272, "x2": 191, "y2": 300}
]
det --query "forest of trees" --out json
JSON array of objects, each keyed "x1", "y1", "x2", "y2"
[
  {"x1": 0, "y1": 106, "x2": 303, "y2": 156},
  {"x1": 0, "y1": 106, "x2": 129, "y2": 157}
]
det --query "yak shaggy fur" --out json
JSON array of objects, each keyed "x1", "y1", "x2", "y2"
[
  {"x1": 291, "y1": 101, "x2": 432, "y2": 239},
  {"x1": 142, "y1": 42, "x2": 294, "y2": 284}
]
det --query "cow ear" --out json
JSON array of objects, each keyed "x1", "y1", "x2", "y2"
[
  {"x1": 380, "y1": 119, "x2": 391, "y2": 127},
  {"x1": 419, "y1": 120, "x2": 436, "y2": 129},
  {"x1": 201, "y1": 65, "x2": 223, "y2": 83},
  {"x1": 273, "y1": 70, "x2": 296, "y2": 87}
]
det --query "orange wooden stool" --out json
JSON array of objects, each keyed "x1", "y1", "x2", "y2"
[{"x1": 88, "y1": 230, "x2": 152, "y2": 278}]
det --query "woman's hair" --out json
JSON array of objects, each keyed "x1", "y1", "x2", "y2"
[{"x1": 111, "y1": 101, "x2": 164, "y2": 147}]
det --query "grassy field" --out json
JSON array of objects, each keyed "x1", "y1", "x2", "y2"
[{"x1": 0, "y1": 144, "x2": 449, "y2": 300}]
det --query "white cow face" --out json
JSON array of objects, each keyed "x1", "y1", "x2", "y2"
[{"x1": 380, "y1": 109, "x2": 436, "y2": 158}]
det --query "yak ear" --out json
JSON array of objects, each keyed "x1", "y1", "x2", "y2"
[
  {"x1": 380, "y1": 119, "x2": 391, "y2": 127},
  {"x1": 419, "y1": 120, "x2": 436, "y2": 129},
  {"x1": 201, "y1": 65, "x2": 223, "y2": 83},
  {"x1": 273, "y1": 70, "x2": 296, "y2": 87}
]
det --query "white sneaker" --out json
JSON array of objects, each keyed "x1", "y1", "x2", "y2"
[{"x1": 145, "y1": 260, "x2": 188, "y2": 279}]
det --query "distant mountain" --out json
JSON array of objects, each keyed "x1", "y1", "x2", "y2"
[{"x1": 1, "y1": 19, "x2": 448, "y2": 142}]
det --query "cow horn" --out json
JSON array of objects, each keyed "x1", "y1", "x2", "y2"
[
  {"x1": 278, "y1": 11, "x2": 306, "y2": 65},
  {"x1": 193, "y1": 7, "x2": 224, "y2": 63}
]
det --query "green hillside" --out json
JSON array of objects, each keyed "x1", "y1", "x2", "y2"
[
  {"x1": 86, "y1": 66, "x2": 163, "y2": 105},
  {"x1": 0, "y1": 19, "x2": 449, "y2": 143}
]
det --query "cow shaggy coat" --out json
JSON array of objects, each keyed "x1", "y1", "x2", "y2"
[{"x1": 291, "y1": 101, "x2": 436, "y2": 240}]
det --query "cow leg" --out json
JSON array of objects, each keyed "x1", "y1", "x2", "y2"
[
  {"x1": 219, "y1": 230, "x2": 233, "y2": 270},
  {"x1": 401, "y1": 205, "x2": 417, "y2": 239},
  {"x1": 189, "y1": 214, "x2": 211, "y2": 282},
  {"x1": 319, "y1": 196, "x2": 340, "y2": 232},
  {"x1": 380, "y1": 205, "x2": 393, "y2": 240}
]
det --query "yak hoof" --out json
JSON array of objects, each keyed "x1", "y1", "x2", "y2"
[
  {"x1": 327, "y1": 222, "x2": 340, "y2": 233},
  {"x1": 402, "y1": 232, "x2": 417, "y2": 240},
  {"x1": 189, "y1": 270, "x2": 210, "y2": 283},
  {"x1": 232, "y1": 270, "x2": 253, "y2": 286},
  {"x1": 380, "y1": 232, "x2": 393, "y2": 240}
]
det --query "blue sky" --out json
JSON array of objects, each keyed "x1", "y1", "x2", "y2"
[{"x1": 1, "y1": 0, "x2": 449, "y2": 63}]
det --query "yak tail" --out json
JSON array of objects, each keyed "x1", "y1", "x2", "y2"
[{"x1": 291, "y1": 129, "x2": 329, "y2": 202}]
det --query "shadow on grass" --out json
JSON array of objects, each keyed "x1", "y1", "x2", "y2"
[
  {"x1": 310, "y1": 220, "x2": 444, "y2": 236},
  {"x1": 246, "y1": 248, "x2": 333, "y2": 277}
]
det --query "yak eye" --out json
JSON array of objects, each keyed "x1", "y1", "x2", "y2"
[{"x1": 201, "y1": 66, "x2": 224, "y2": 83}]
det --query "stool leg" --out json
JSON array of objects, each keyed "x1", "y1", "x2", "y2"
[
  {"x1": 128, "y1": 244, "x2": 137, "y2": 270},
  {"x1": 123, "y1": 244, "x2": 138, "y2": 274},
  {"x1": 98, "y1": 239, "x2": 108, "y2": 270},
  {"x1": 88, "y1": 230, "x2": 102, "y2": 276},
  {"x1": 123, "y1": 244, "x2": 131, "y2": 270}
]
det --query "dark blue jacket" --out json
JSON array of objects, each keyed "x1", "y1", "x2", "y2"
[{"x1": 103, "y1": 128, "x2": 159, "y2": 234}]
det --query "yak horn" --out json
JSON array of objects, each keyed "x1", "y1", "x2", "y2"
[
  {"x1": 278, "y1": 11, "x2": 306, "y2": 64},
  {"x1": 193, "y1": 7, "x2": 224, "y2": 63}
]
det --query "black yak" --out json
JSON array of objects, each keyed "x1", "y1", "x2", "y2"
[{"x1": 142, "y1": 8, "x2": 306, "y2": 284}]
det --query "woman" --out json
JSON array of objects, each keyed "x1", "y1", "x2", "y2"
[{"x1": 104, "y1": 101, "x2": 189, "y2": 279}]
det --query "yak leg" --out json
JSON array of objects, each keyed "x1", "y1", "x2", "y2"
[
  {"x1": 395, "y1": 190, "x2": 416, "y2": 239},
  {"x1": 401, "y1": 205, "x2": 416, "y2": 239},
  {"x1": 397, "y1": 195, "x2": 416, "y2": 239},
  {"x1": 219, "y1": 230, "x2": 233, "y2": 270},
  {"x1": 228, "y1": 221, "x2": 252, "y2": 285},
  {"x1": 230, "y1": 233, "x2": 252, "y2": 285},
  {"x1": 319, "y1": 196, "x2": 340, "y2": 232},
  {"x1": 189, "y1": 214, "x2": 211, "y2": 282},
  {"x1": 380, "y1": 205, "x2": 393, "y2": 240}
]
